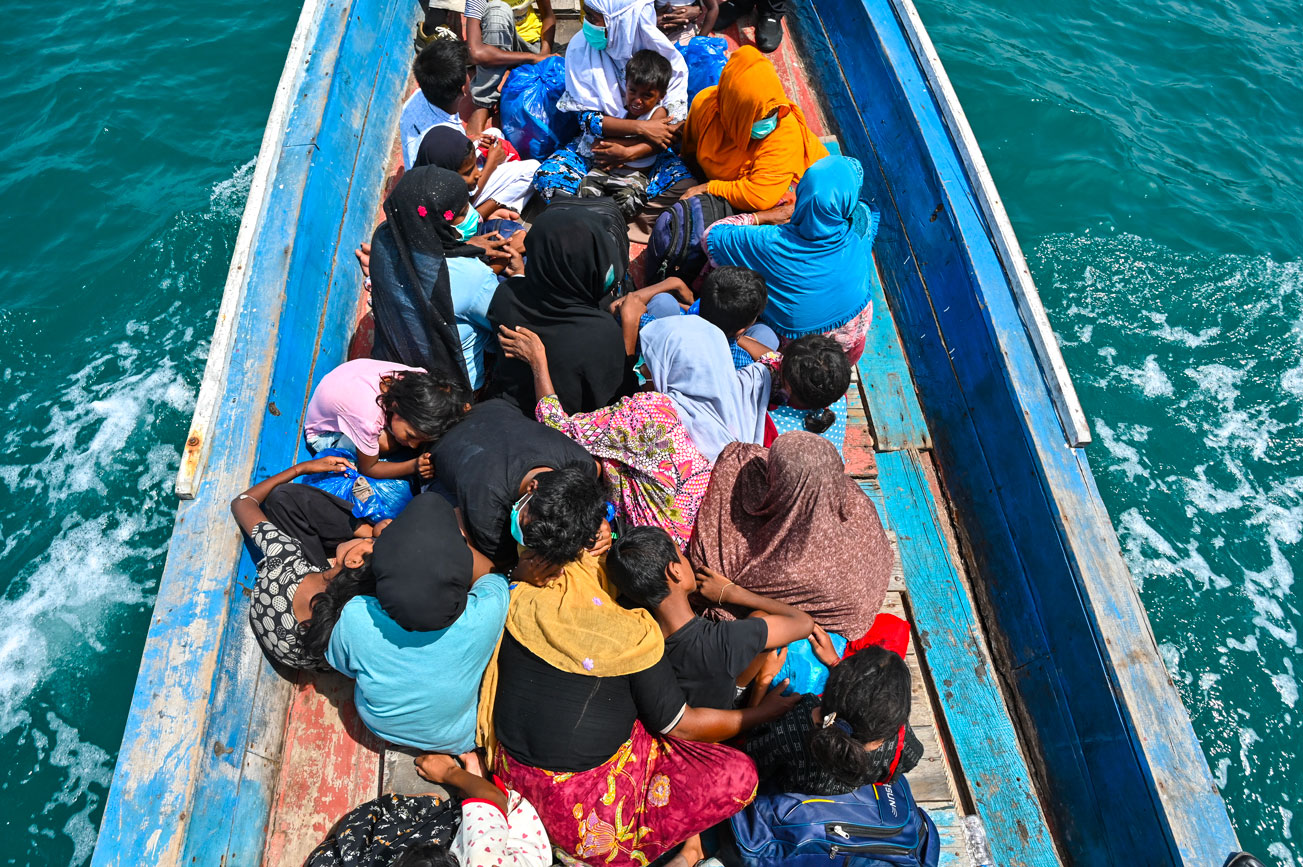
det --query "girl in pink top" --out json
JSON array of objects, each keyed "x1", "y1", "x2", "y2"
[{"x1": 303, "y1": 359, "x2": 471, "y2": 480}]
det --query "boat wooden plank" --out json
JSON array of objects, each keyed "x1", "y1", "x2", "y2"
[
  {"x1": 928, "y1": 807, "x2": 970, "y2": 867},
  {"x1": 868, "y1": 449, "x2": 1058, "y2": 866},
  {"x1": 857, "y1": 258, "x2": 931, "y2": 451},
  {"x1": 263, "y1": 672, "x2": 384, "y2": 867},
  {"x1": 786, "y1": 1, "x2": 1236, "y2": 861}
]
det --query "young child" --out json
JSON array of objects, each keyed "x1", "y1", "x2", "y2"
[
  {"x1": 411, "y1": 753, "x2": 552, "y2": 867},
  {"x1": 577, "y1": 49, "x2": 674, "y2": 218},
  {"x1": 302, "y1": 359, "x2": 470, "y2": 481},
  {"x1": 606, "y1": 524, "x2": 814, "y2": 710},
  {"x1": 618, "y1": 266, "x2": 781, "y2": 370},
  {"x1": 733, "y1": 333, "x2": 852, "y2": 456},
  {"x1": 745, "y1": 644, "x2": 924, "y2": 795}
]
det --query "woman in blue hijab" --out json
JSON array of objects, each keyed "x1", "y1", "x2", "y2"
[{"x1": 703, "y1": 155, "x2": 875, "y2": 363}]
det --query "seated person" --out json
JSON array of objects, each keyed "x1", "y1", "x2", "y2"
[
  {"x1": 744, "y1": 645, "x2": 924, "y2": 795},
  {"x1": 607, "y1": 525, "x2": 814, "y2": 709},
  {"x1": 413, "y1": 754, "x2": 552, "y2": 867},
  {"x1": 736, "y1": 333, "x2": 852, "y2": 456},
  {"x1": 463, "y1": 0, "x2": 557, "y2": 137},
  {"x1": 704, "y1": 155, "x2": 876, "y2": 362},
  {"x1": 303, "y1": 359, "x2": 469, "y2": 480},
  {"x1": 498, "y1": 314, "x2": 770, "y2": 547},
  {"x1": 679, "y1": 46, "x2": 826, "y2": 212},
  {"x1": 428, "y1": 398, "x2": 601, "y2": 567},
  {"x1": 655, "y1": 0, "x2": 718, "y2": 45},
  {"x1": 575, "y1": 50, "x2": 673, "y2": 220},
  {"x1": 484, "y1": 204, "x2": 637, "y2": 415},
  {"x1": 415, "y1": 126, "x2": 534, "y2": 232},
  {"x1": 617, "y1": 265, "x2": 779, "y2": 370},
  {"x1": 688, "y1": 432, "x2": 892, "y2": 637},
  {"x1": 532, "y1": 0, "x2": 693, "y2": 240},
  {"x1": 229, "y1": 455, "x2": 375, "y2": 671},
  {"x1": 401, "y1": 38, "x2": 540, "y2": 213},
  {"x1": 262, "y1": 483, "x2": 390, "y2": 571},
  {"x1": 478, "y1": 541, "x2": 798, "y2": 867},
  {"x1": 316, "y1": 494, "x2": 509, "y2": 755}
]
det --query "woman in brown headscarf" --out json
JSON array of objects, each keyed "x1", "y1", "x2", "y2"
[{"x1": 687, "y1": 431, "x2": 891, "y2": 637}]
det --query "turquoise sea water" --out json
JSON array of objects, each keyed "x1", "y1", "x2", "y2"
[{"x1": 0, "y1": 0, "x2": 1296, "y2": 864}]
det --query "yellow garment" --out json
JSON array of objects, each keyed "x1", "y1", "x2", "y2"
[
  {"x1": 476, "y1": 551, "x2": 664, "y2": 748},
  {"x1": 681, "y1": 46, "x2": 828, "y2": 211},
  {"x1": 508, "y1": 0, "x2": 543, "y2": 44}
]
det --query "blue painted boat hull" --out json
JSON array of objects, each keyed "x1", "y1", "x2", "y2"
[{"x1": 91, "y1": 0, "x2": 1239, "y2": 863}]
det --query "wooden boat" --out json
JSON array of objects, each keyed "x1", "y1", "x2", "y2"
[{"x1": 92, "y1": 0, "x2": 1243, "y2": 864}]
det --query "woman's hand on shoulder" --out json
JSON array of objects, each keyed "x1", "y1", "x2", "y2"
[
  {"x1": 497, "y1": 324, "x2": 548, "y2": 369},
  {"x1": 807, "y1": 624, "x2": 842, "y2": 668},
  {"x1": 680, "y1": 182, "x2": 710, "y2": 200},
  {"x1": 300, "y1": 454, "x2": 355, "y2": 476},
  {"x1": 639, "y1": 116, "x2": 676, "y2": 150}
]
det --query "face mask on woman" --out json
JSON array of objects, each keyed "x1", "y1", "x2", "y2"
[
  {"x1": 581, "y1": 18, "x2": 608, "y2": 49},
  {"x1": 510, "y1": 490, "x2": 533, "y2": 546},
  {"x1": 750, "y1": 112, "x2": 780, "y2": 139},
  {"x1": 456, "y1": 206, "x2": 481, "y2": 241}
]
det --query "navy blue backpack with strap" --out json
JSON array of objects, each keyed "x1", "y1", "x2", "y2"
[{"x1": 729, "y1": 776, "x2": 940, "y2": 867}]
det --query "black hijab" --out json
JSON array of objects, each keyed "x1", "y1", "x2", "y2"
[
  {"x1": 415, "y1": 125, "x2": 476, "y2": 172},
  {"x1": 371, "y1": 492, "x2": 474, "y2": 632},
  {"x1": 485, "y1": 199, "x2": 636, "y2": 414},
  {"x1": 370, "y1": 166, "x2": 481, "y2": 388}
]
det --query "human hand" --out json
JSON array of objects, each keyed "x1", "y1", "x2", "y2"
[
  {"x1": 497, "y1": 324, "x2": 548, "y2": 369},
  {"x1": 778, "y1": 189, "x2": 796, "y2": 207},
  {"x1": 587, "y1": 520, "x2": 613, "y2": 557},
  {"x1": 757, "y1": 200, "x2": 795, "y2": 226},
  {"x1": 695, "y1": 566, "x2": 734, "y2": 605},
  {"x1": 808, "y1": 625, "x2": 842, "y2": 668},
  {"x1": 355, "y1": 242, "x2": 372, "y2": 278},
  {"x1": 530, "y1": 51, "x2": 558, "y2": 64},
  {"x1": 459, "y1": 749, "x2": 486, "y2": 778},
  {"x1": 371, "y1": 518, "x2": 393, "y2": 536},
  {"x1": 481, "y1": 134, "x2": 507, "y2": 167},
  {"x1": 301, "y1": 455, "x2": 355, "y2": 476},
  {"x1": 512, "y1": 549, "x2": 563, "y2": 587},
  {"x1": 468, "y1": 231, "x2": 513, "y2": 262},
  {"x1": 756, "y1": 678, "x2": 799, "y2": 720},
  {"x1": 611, "y1": 291, "x2": 648, "y2": 325},
  {"x1": 758, "y1": 645, "x2": 788, "y2": 683},
  {"x1": 680, "y1": 182, "x2": 710, "y2": 200},
  {"x1": 414, "y1": 753, "x2": 459, "y2": 785},
  {"x1": 417, "y1": 452, "x2": 435, "y2": 480},
  {"x1": 592, "y1": 139, "x2": 634, "y2": 168},
  {"x1": 639, "y1": 116, "x2": 676, "y2": 150}
]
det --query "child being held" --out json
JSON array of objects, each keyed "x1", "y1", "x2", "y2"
[
  {"x1": 745, "y1": 643, "x2": 924, "y2": 796},
  {"x1": 577, "y1": 49, "x2": 674, "y2": 218},
  {"x1": 606, "y1": 525, "x2": 814, "y2": 709}
]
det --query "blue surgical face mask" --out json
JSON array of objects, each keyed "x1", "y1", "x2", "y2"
[
  {"x1": 604, "y1": 264, "x2": 616, "y2": 290},
  {"x1": 510, "y1": 491, "x2": 533, "y2": 546},
  {"x1": 750, "y1": 113, "x2": 780, "y2": 139},
  {"x1": 455, "y1": 206, "x2": 481, "y2": 241},
  {"x1": 582, "y1": 18, "x2": 608, "y2": 50}
]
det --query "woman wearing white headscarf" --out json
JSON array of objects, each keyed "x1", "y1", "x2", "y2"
[{"x1": 531, "y1": 0, "x2": 695, "y2": 239}]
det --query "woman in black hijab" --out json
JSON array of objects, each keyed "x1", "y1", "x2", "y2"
[
  {"x1": 368, "y1": 166, "x2": 495, "y2": 391},
  {"x1": 484, "y1": 200, "x2": 637, "y2": 415}
]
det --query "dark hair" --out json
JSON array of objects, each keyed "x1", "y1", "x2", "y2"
[
  {"x1": 523, "y1": 467, "x2": 607, "y2": 566},
  {"x1": 625, "y1": 49, "x2": 672, "y2": 94},
  {"x1": 377, "y1": 368, "x2": 470, "y2": 442},
  {"x1": 413, "y1": 38, "x2": 470, "y2": 108},
  {"x1": 301, "y1": 555, "x2": 375, "y2": 659},
  {"x1": 781, "y1": 335, "x2": 851, "y2": 434},
  {"x1": 808, "y1": 646, "x2": 911, "y2": 787},
  {"x1": 699, "y1": 266, "x2": 768, "y2": 337},
  {"x1": 606, "y1": 526, "x2": 678, "y2": 608},
  {"x1": 392, "y1": 841, "x2": 458, "y2": 867}
]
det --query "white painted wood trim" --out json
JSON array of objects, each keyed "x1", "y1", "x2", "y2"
[
  {"x1": 887, "y1": 0, "x2": 1093, "y2": 448},
  {"x1": 175, "y1": 0, "x2": 328, "y2": 498}
]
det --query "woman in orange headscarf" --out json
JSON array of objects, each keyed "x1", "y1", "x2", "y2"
[{"x1": 679, "y1": 45, "x2": 827, "y2": 212}]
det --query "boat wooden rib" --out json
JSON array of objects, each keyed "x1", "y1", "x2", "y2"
[{"x1": 92, "y1": 0, "x2": 1241, "y2": 864}]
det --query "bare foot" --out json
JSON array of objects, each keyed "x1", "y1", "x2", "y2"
[{"x1": 663, "y1": 834, "x2": 704, "y2": 867}]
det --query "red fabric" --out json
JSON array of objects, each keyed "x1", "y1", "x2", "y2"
[
  {"x1": 492, "y1": 721, "x2": 758, "y2": 867},
  {"x1": 762, "y1": 413, "x2": 778, "y2": 447},
  {"x1": 843, "y1": 612, "x2": 910, "y2": 660},
  {"x1": 885, "y1": 724, "x2": 906, "y2": 779}
]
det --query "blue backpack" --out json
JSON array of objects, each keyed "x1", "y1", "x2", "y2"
[
  {"x1": 646, "y1": 192, "x2": 734, "y2": 284},
  {"x1": 730, "y1": 776, "x2": 940, "y2": 867}
]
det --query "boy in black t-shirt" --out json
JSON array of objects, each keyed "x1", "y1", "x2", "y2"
[{"x1": 607, "y1": 526, "x2": 816, "y2": 709}]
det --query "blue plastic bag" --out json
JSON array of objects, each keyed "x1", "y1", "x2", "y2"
[
  {"x1": 295, "y1": 448, "x2": 414, "y2": 522},
  {"x1": 500, "y1": 56, "x2": 580, "y2": 161},
  {"x1": 773, "y1": 630, "x2": 849, "y2": 696},
  {"x1": 676, "y1": 36, "x2": 729, "y2": 107}
]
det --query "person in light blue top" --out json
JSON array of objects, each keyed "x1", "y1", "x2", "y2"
[
  {"x1": 306, "y1": 492, "x2": 509, "y2": 753},
  {"x1": 326, "y1": 577, "x2": 508, "y2": 753}
]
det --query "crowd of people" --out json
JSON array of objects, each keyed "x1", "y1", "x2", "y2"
[{"x1": 233, "y1": 5, "x2": 924, "y2": 865}]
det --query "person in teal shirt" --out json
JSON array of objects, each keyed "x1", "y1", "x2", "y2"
[{"x1": 326, "y1": 573, "x2": 509, "y2": 753}]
